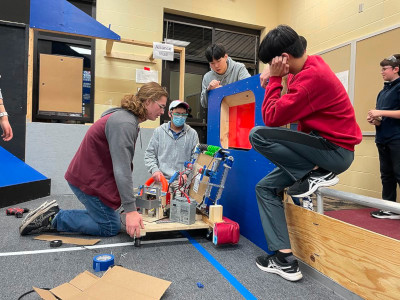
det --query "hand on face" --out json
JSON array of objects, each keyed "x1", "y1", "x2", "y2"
[{"x1": 269, "y1": 56, "x2": 289, "y2": 77}]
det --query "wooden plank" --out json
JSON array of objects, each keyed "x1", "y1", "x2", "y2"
[
  {"x1": 285, "y1": 202, "x2": 400, "y2": 299},
  {"x1": 26, "y1": 28, "x2": 34, "y2": 122},
  {"x1": 142, "y1": 218, "x2": 209, "y2": 233},
  {"x1": 104, "y1": 52, "x2": 156, "y2": 64},
  {"x1": 105, "y1": 40, "x2": 114, "y2": 54},
  {"x1": 179, "y1": 47, "x2": 185, "y2": 100}
]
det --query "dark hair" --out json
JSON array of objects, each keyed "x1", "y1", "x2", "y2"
[
  {"x1": 380, "y1": 54, "x2": 400, "y2": 75},
  {"x1": 205, "y1": 43, "x2": 226, "y2": 62},
  {"x1": 299, "y1": 36, "x2": 307, "y2": 50},
  {"x1": 121, "y1": 82, "x2": 168, "y2": 120},
  {"x1": 258, "y1": 25, "x2": 304, "y2": 64}
]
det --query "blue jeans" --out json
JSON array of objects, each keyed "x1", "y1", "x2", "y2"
[{"x1": 52, "y1": 183, "x2": 121, "y2": 237}]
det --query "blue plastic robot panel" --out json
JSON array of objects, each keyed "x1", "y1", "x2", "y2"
[
  {"x1": 30, "y1": 0, "x2": 120, "y2": 41},
  {"x1": 0, "y1": 146, "x2": 48, "y2": 188},
  {"x1": 207, "y1": 75, "x2": 275, "y2": 253}
]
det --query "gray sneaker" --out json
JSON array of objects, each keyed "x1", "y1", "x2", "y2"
[
  {"x1": 19, "y1": 200, "x2": 60, "y2": 235},
  {"x1": 302, "y1": 196, "x2": 314, "y2": 211}
]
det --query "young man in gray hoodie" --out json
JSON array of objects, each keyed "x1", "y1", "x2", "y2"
[
  {"x1": 200, "y1": 43, "x2": 251, "y2": 108},
  {"x1": 145, "y1": 100, "x2": 199, "y2": 184}
]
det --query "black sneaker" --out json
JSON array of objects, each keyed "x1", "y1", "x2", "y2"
[
  {"x1": 287, "y1": 169, "x2": 339, "y2": 198},
  {"x1": 256, "y1": 254, "x2": 303, "y2": 281},
  {"x1": 370, "y1": 210, "x2": 400, "y2": 219},
  {"x1": 19, "y1": 200, "x2": 60, "y2": 235}
]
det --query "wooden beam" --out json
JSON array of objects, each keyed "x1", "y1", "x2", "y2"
[
  {"x1": 179, "y1": 47, "x2": 185, "y2": 100},
  {"x1": 285, "y1": 202, "x2": 400, "y2": 299},
  {"x1": 26, "y1": 28, "x2": 34, "y2": 122},
  {"x1": 104, "y1": 52, "x2": 156, "y2": 64},
  {"x1": 105, "y1": 40, "x2": 114, "y2": 54}
]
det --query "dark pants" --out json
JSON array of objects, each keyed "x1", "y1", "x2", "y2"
[
  {"x1": 249, "y1": 126, "x2": 354, "y2": 251},
  {"x1": 377, "y1": 140, "x2": 400, "y2": 202}
]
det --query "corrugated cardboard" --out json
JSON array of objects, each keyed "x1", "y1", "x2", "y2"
[
  {"x1": 34, "y1": 234, "x2": 100, "y2": 246},
  {"x1": 33, "y1": 266, "x2": 171, "y2": 300},
  {"x1": 189, "y1": 153, "x2": 214, "y2": 204}
]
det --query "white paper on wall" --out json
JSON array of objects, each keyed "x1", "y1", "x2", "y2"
[
  {"x1": 136, "y1": 69, "x2": 158, "y2": 83},
  {"x1": 153, "y1": 42, "x2": 174, "y2": 61},
  {"x1": 335, "y1": 70, "x2": 349, "y2": 93}
]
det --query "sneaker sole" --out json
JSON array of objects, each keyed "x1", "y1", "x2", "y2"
[
  {"x1": 19, "y1": 202, "x2": 59, "y2": 235},
  {"x1": 21, "y1": 200, "x2": 57, "y2": 225},
  {"x1": 371, "y1": 214, "x2": 400, "y2": 220},
  {"x1": 291, "y1": 177, "x2": 339, "y2": 198},
  {"x1": 256, "y1": 261, "x2": 303, "y2": 282}
]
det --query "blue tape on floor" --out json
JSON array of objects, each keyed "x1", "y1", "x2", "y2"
[{"x1": 182, "y1": 231, "x2": 257, "y2": 300}]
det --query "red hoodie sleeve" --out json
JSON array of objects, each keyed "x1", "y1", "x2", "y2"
[{"x1": 262, "y1": 76, "x2": 314, "y2": 127}]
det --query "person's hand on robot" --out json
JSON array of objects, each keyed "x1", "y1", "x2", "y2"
[
  {"x1": 207, "y1": 80, "x2": 222, "y2": 91},
  {"x1": 124, "y1": 211, "x2": 144, "y2": 238},
  {"x1": 152, "y1": 171, "x2": 163, "y2": 182}
]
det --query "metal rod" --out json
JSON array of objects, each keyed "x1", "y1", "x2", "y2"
[
  {"x1": 315, "y1": 191, "x2": 324, "y2": 214},
  {"x1": 318, "y1": 187, "x2": 400, "y2": 214}
]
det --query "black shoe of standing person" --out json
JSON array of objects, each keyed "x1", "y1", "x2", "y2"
[
  {"x1": 370, "y1": 210, "x2": 400, "y2": 219},
  {"x1": 255, "y1": 254, "x2": 303, "y2": 281},
  {"x1": 19, "y1": 200, "x2": 60, "y2": 235},
  {"x1": 287, "y1": 169, "x2": 339, "y2": 198}
]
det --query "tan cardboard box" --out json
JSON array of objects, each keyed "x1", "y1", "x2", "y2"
[{"x1": 34, "y1": 266, "x2": 171, "y2": 300}]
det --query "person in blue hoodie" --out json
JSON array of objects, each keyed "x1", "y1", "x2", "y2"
[
  {"x1": 145, "y1": 100, "x2": 199, "y2": 184},
  {"x1": 200, "y1": 43, "x2": 251, "y2": 108}
]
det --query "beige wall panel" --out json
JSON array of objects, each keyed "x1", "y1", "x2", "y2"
[
  {"x1": 354, "y1": 138, "x2": 378, "y2": 156},
  {"x1": 96, "y1": 78, "x2": 136, "y2": 94},
  {"x1": 95, "y1": 90, "x2": 126, "y2": 106},
  {"x1": 354, "y1": 27, "x2": 400, "y2": 132},
  {"x1": 320, "y1": 45, "x2": 350, "y2": 73}
]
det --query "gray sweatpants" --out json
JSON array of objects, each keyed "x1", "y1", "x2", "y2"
[{"x1": 249, "y1": 126, "x2": 354, "y2": 251}]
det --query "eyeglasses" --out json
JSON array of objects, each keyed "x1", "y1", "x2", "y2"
[
  {"x1": 387, "y1": 55, "x2": 397, "y2": 63},
  {"x1": 154, "y1": 101, "x2": 166, "y2": 110},
  {"x1": 381, "y1": 66, "x2": 393, "y2": 72},
  {"x1": 172, "y1": 113, "x2": 188, "y2": 117}
]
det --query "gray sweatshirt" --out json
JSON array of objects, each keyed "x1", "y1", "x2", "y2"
[
  {"x1": 200, "y1": 57, "x2": 251, "y2": 108},
  {"x1": 144, "y1": 122, "x2": 199, "y2": 179},
  {"x1": 103, "y1": 107, "x2": 140, "y2": 212}
]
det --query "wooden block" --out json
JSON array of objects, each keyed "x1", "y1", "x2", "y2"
[{"x1": 209, "y1": 205, "x2": 223, "y2": 223}]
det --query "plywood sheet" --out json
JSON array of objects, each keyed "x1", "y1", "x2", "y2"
[
  {"x1": 285, "y1": 202, "x2": 400, "y2": 299},
  {"x1": 39, "y1": 54, "x2": 83, "y2": 113}
]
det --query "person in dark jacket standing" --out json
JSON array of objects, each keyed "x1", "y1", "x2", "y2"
[
  {"x1": 367, "y1": 54, "x2": 400, "y2": 219},
  {"x1": 19, "y1": 82, "x2": 168, "y2": 238}
]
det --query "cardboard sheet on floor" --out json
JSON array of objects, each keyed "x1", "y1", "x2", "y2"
[
  {"x1": 34, "y1": 234, "x2": 100, "y2": 246},
  {"x1": 33, "y1": 266, "x2": 171, "y2": 299}
]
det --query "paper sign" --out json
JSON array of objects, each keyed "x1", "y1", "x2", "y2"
[
  {"x1": 335, "y1": 70, "x2": 349, "y2": 93},
  {"x1": 153, "y1": 42, "x2": 174, "y2": 61},
  {"x1": 136, "y1": 69, "x2": 158, "y2": 83},
  {"x1": 193, "y1": 173, "x2": 201, "y2": 193}
]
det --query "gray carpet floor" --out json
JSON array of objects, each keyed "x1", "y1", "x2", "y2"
[{"x1": 0, "y1": 195, "x2": 354, "y2": 300}]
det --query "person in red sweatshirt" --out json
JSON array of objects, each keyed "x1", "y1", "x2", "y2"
[
  {"x1": 19, "y1": 82, "x2": 168, "y2": 239},
  {"x1": 249, "y1": 25, "x2": 362, "y2": 282}
]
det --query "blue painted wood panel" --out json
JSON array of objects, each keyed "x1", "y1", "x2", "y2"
[{"x1": 207, "y1": 75, "x2": 275, "y2": 253}]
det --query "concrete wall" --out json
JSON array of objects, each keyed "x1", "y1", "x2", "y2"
[{"x1": 26, "y1": 122, "x2": 154, "y2": 195}]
